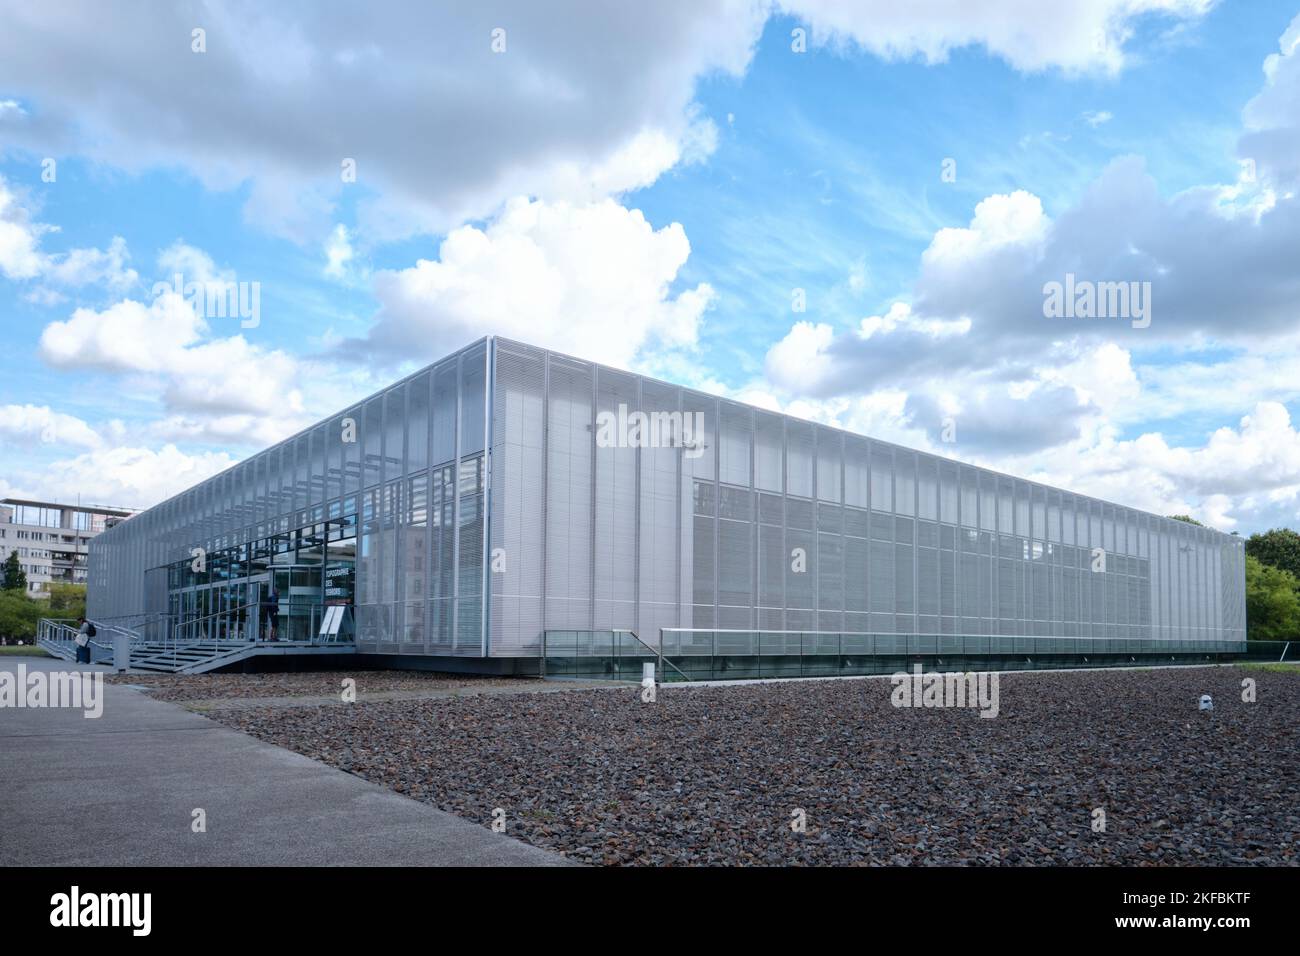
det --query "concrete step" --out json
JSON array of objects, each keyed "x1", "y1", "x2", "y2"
[{"x1": 40, "y1": 637, "x2": 353, "y2": 674}]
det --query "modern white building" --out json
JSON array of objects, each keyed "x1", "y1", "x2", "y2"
[{"x1": 86, "y1": 336, "x2": 1247, "y2": 672}]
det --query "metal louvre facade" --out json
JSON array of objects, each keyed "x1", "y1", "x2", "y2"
[
  {"x1": 88, "y1": 335, "x2": 1247, "y2": 662},
  {"x1": 490, "y1": 338, "x2": 1245, "y2": 656}
]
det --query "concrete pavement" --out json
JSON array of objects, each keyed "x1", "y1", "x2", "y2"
[{"x1": 0, "y1": 656, "x2": 572, "y2": 866}]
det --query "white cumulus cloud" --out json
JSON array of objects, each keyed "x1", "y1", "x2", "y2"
[
  {"x1": 780, "y1": 0, "x2": 1214, "y2": 74},
  {"x1": 0, "y1": 404, "x2": 103, "y2": 450},
  {"x1": 359, "y1": 196, "x2": 716, "y2": 370},
  {"x1": 0, "y1": 174, "x2": 138, "y2": 290}
]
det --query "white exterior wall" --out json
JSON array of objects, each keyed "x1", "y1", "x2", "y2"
[{"x1": 487, "y1": 338, "x2": 1246, "y2": 657}]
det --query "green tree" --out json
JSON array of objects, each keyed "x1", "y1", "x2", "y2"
[
  {"x1": 0, "y1": 590, "x2": 41, "y2": 642},
  {"x1": 46, "y1": 582, "x2": 86, "y2": 618},
  {"x1": 1167, "y1": 514, "x2": 1204, "y2": 526},
  {"x1": 1, "y1": 551, "x2": 26, "y2": 592},
  {"x1": 1244, "y1": 554, "x2": 1300, "y2": 642},
  {"x1": 1245, "y1": 528, "x2": 1300, "y2": 581}
]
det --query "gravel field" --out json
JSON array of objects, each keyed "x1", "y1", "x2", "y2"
[
  {"x1": 207, "y1": 665, "x2": 1298, "y2": 866},
  {"x1": 108, "y1": 669, "x2": 542, "y2": 702}
]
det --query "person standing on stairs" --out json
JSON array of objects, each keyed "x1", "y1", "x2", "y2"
[{"x1": 261, "y1": 586, "x2": 280, "y2": 642}]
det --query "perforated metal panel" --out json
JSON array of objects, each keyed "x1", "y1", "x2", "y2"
[
  {"x1": 594, "y1": 367, "x2": 639, "y2": 631},
  {"x1": 638, "y1": 380, "x2": 681, "y2": 639},
  {"x1": 489, "y1": 340, "x2": 546, "y2": 655},
  {"x1": 544, "y1": 354, "x2": 593, "y2": 632},
  {"x1": 755, "y1": 413, "x2": 783, "y2": 493},
  {"x1": 787, "y1": 421, "x2": 814, "y2": 499},
  {"x1": 86, "y1": 336, "x2": 1248, "y2": 656}
]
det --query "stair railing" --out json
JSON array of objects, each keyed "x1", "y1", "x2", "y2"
[
  {"x1": 157, "y1": 599, "x2": 357, "y2": 653},
  {"x1": 614, "y1": 629, "x2": 691, "y2": 683},
  {"x1": 36, "y1": 617, "x2": 131, "y2": 663}
]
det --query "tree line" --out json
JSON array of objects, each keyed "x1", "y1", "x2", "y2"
[
  {"x1": 0, "y1": 552, "x2": 86, "y2": 643},
  {"x1": 1170, "y1": 517, "x2": 1299, "y2": 641}
]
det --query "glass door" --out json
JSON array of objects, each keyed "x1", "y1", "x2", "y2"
[
  {"x1": 324, "y1": 534, "x2": 356, "y2": 642},
  {"x1": 244, "y1": 576, "x2": 269, "y2": 641}
]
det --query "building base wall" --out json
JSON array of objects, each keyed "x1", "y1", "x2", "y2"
[
  {"x1": 360, "y1": 653, "x2": 541, "y2": 675},
  {"x1": 207, "y1": 651, "x2": 541, "y2": 676}
]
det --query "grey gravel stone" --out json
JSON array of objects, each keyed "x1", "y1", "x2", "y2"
[{"x1": 208, "y1": 666, "x2": 1299, "y2": 866}]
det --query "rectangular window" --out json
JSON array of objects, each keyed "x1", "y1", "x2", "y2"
[
  {"x1": 816, "y1": 428, "x2": 841, "y2": 503},
  {"x1": 895, "y1": 451, "x2": 915, "y2": 516},
  {"x1": 787, "y1": 422, "x2": 814, "y2": 498},
  {"x1": 380, "y1": 479, "x2": 402, "y2": 606},
  {"x1": 384, "y1": 387, "x2": 406, "y2": 485},
  {"x1": 754, "y1": 413, "x2": 783, "y2": 493},
  {"x1": 460, "y1": 348, "x2": 487, "y2": 456},
  {"x1": 323, "y1": 417, "x2": 343, "y2": 503},
  {"x1": 719, "y1": 403, "x2": 751, "y2": 488},
  {"x1": 407, "y1": 371, "x2": 430, "y2": 472},
  {"x1": 718, "y1": 518, "x2": 752, "y2": 608},
  {"x1": 362, "y1": 398, "x2": 383, "y2": 488},
  {"x1": 309, "y1": 426, "x2": 326, "y2": 509},
  {"x1": 870, "y1": 443, "x2": 892, "y2": 512},
  {"x1": 917, "y1": 456, "x2": 937, "y2": 521},
  {"x1": 432, "y1": 363, "x2": 457, "y2": 466},
  {"x1": 357, "y1": 489, "x2": 379, "y2": 606},
  {"x1": 430, "y1": 464, "x2": 455, "y2": 607}
]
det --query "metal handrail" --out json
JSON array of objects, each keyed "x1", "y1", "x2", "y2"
[
  {"x1": 36, "y1": 618, "x2": 121, "y2": 659},
  {"x1": 539, "y1": 629, "x2": 693, "y2": 683},
  {"x1": 38, "y1": 617, "x2": 140, "y2": 642},
  {"x1": 46, "y1": 601, "x2": 353, "y2": 647},
  {"x1": 537, "y1": 627, "x2": 1287, "y2": 683},
  {"x1": 37, "y1": 602, "x2": 356, "y2": 670},
  {"x1": 618, "y1": 629, "x2": 692, "y2": 683},
  {"x1": 656, "y1": 629, "x2": 1252, "y2": 657},
  {"x1": 92, "y1": 610, "x2": 170, "y2": 630},
  {"x1": 167, "y1": 597, "x2": 336, "y2": 642},
  {"x1": 170, "y1": 597, "x2": 272, "y2": 643}
]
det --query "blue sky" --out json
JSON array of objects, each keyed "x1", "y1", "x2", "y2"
[{"x1": 2, "y1": 0, "x2": 1299, "y2": 533}]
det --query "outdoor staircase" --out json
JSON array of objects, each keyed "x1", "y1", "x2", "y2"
[
  {"x1": 121, "y1": 640, "x2": 264, "y2": 674},
  {"x1": 37, "y1": 615, "x2": 356, "y2": 674},
  {"x1": 39, "y1": 634, "x2": 355, "y2": 674},
  {"x1": 37, "y1": 638, "x2": 78, "y2": 663},
  {"x1": 36, "y1": 634, "x2": 255, "y2": 673}
]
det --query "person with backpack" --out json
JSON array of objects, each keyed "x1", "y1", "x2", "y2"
[{"x1": 74, "y1": 617, "x2": 95, "y2": 664}]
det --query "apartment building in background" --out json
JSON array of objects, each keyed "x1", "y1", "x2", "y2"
[{"x1": 1, "y1": 497, "x2": 136, "y2": 596}]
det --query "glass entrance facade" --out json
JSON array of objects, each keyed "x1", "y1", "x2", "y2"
[
  {"x1": 161, "y1": 509, "x2": 356, "y2": 643},
  {"x1": 88, "y1": 339, "x2": 491, "y2": 655}
]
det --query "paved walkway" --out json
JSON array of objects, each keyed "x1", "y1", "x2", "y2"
[{"x1": 0, "y1": 656, "x2": 571, "y2": 866}]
